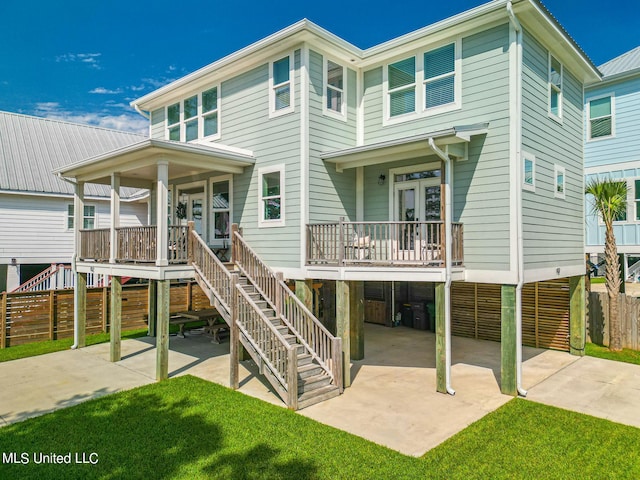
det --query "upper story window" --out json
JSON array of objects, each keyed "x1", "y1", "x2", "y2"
[
  {"x1": 384, "y1": 41, "x2": 460, "y2": 124},
  {"x1": 166, "y1": 86, "x2": 220, "y2": 142},
  {"x1": 522, "y1": 153, "x2": 535, "y2": 192},
  {"x1": 68, "y1": 204, "x2": 95, "y2": 230},
  {"x1": 549, "y1": 54, "x2": 563, "y2": 120},
  {"x1": 270, "y1": 54, "x2": 294, "y2": 117},
  {"x1": 424, "y1": 43, "x2": 455, "y2": 109},
  {"x1": 324, "y1": 59, "x2": 346, "y2": 119},
  {"x1": 588, "y1": 95, "x2": 614, "y2": 140},
  {"x1": 388, "y1": 57, "x2": 416, "y2": 117},
  {"x1": 554, "y1": 164, "x2": 566, "y2": 199},
  {"x1": 258, "y1": 165, "x2": 285, "y2": 227}
]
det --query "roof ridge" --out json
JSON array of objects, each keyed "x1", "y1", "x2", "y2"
[{"x1": 0, "y1": 110, "x2": 147, "y2": 137}]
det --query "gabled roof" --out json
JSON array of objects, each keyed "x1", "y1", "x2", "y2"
[
  {"x1": 0, "y1": 111, "x2": 146, "y2": 198},
  {"x1": 599, "y1": 46, "x2": 640, "y2": 78}
]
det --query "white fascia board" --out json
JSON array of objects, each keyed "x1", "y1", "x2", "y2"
[
  {"x1": 585, "y1": 161, "x2": 640, "y2": 176},
  {"x1": 0, "y1": 188, "x2": 147, "y2": 203},
  {"x1": 523, "y1": 265, "x2": 585, "y2": 283},
  {"x1": 586, "y1": 68, "x2": 640, "y2": 88}
]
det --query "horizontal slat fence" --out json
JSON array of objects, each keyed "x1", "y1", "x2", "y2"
[
  {"x1": 0, "y1": 282, "x2": 208, "y2": 348},
  {"x1": 588, "y1": 292, "x2": 640, "y2": 351},
  {"x1": 451, "y1": 278, "x2": 570, "y2": 352}
]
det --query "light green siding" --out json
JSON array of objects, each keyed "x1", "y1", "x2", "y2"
[
  {"x1": 361, "y1": 24, "x2": 512, "y2": 271},
  {"x1": 521, "y1": 30, "x2": 584, "y2": 270},
  {"x1": 308, "y1": 50, "x2": 357, "y2": 223},
  {"x1": 150, "y1": 108, "x2": 165, "y2": 139}
]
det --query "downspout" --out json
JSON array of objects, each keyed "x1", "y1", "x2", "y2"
[
  {"x1": 507, "y1": 0, "x2": 527, "y2": 397},
  {"x1": 429, "y1": 137, "x2": 455, "y2": 396},
  {"x1": 57, "y1": 173, "x2": 81, "y2": 350},
  {"x1": 134, "y1": 104, "x2": 150, "y2": 120}
]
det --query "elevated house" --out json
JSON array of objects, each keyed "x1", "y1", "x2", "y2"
[
  {"x1": 0, "y1": 111, "x2": 147, "y2": 292},
  {"x1": 56, "y1": 0, "x2": 595, "y2": 409},
  {"x1": 584, "y1": 47, "x2": 640, "y2": 280}
]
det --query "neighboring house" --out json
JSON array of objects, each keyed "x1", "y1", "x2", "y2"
[
  {"x1": 57, "y1": 0, "x2": 596, "y2": 409},
  {"x1": 584, "y1": 47, "x2": 640, "y2": 280},
  {"x1": 0, "y1": 111, "x2": 148, "y2": 292}
]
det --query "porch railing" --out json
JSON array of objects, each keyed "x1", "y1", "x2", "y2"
[
  {"x1": 306, "y1": 219, "x2": 463, "y2": 267},
  {"x1": 79, "y1": 226, "x2": 189, "y2": 263}
]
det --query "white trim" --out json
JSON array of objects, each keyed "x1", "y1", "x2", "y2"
[
  {"x1": 356, "y1": 167, "x2": 364, "y2": 221},
  {"x1": 382, "y1": 38, "x2": 461, "y2": 126},
  {"x1": 269, "y1": 52, "x2": 295, "y2": 118},
  {"x1": 554, "y1": 164, "x2": 566, "y2": 199},
  {"x1": 548, "y1": 52, "x2": 563, "y2": 122},
  {"x1": 258, "y1": 164, "x2": 285, "y2": 228},
  {"x1": 300, "y1": 44, "x2": 310, "y2": 269},
  {"x1": 586, "y1": 92, "x2": 615, "y2": 142},
  {"x1": 585, "y1": 160, "x2": 640, "y2": 175},
  {"x1": 522, "y1": 151, "x2": 535, "y2": 192},
  {"x1": 322, "y1": 56, "x2": 347, "y2": 121},
  {"x1": 76, "y1": 261, "x2": 195, "y2": 281},
  {"x1": 356, "y1": 67, "x2": 364, "y2": 146},
  {"x1": 387, "y1": 161, "x2": 441, "y2": 220},
  {"x1": 0, "y1": 189, "x2": 147, "y2": 202},
  {"x1": 304, "y1": 265, "x2": 451, "y2": 282},
  {"x1": 273, "y1": 267, "x2": 306, "y2": 281},
  {"x1": 464, "y1": 269, "x2": 518, "y2": 284},
  {"x1": 209, "y1": 174, "x2": 233, "y2": 247},
  {"x1": 164, "y1": 85, "x2": 222, "y2": 143},
  {"x1": 523, "y1": 264, "x2": 585, "y2": 283},
  {"x1": 66, "y1": 203, "x2": 96, "y2": 231}
]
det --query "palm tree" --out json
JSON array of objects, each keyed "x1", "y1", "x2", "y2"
[{"x1": 585, "y1": 178, "x2": 628, "y2": 351}]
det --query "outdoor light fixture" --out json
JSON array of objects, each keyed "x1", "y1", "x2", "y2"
[
  {"x1": 378, "y1": 174, "x2": 386, "y2": 185},
  {"x1": 10, "y1": 258, "x2": 16, "y2": 266}
]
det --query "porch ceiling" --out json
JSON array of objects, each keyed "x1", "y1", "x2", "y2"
[
  {"x1": 321, "y1": 123, "x2": 488, "y2": 172},
  {"x1": 53, "y1": 139, "x2": 255, "y2": 188}
]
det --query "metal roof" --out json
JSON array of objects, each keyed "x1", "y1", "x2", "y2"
[
  {"x1": 0, "y1": 111, "x2": 146, "y2": 198},
  {"x1": 599, "y1": 46, "x2": 640, "y2": 78}
]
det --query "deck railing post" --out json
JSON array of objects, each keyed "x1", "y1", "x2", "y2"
[
  {"x1": 231, "y1": 223, "x2": 239, "y2": 263},
  {"x1": 338, "y1": 217, "x2": 345, "y2": 266},
  {"x1": 187, "y1": 221, "x2": 195, "y2": 265},
  {"x1": 287, "y1": 346, "x2": 298, "y2": 410},
  {"x1": 230, "y1": 273, "x2": 240, "y2": 390}
]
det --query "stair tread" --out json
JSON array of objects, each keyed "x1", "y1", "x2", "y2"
[
  {"x1": 297, "y1": 363, "x2": 322, "y2": 373},
  {"x1": 297, "y1": 385, "x2": 340, "y2": 409},
  {"x1": 298, "y1": 372, "x2": 331, "y2": 385}
]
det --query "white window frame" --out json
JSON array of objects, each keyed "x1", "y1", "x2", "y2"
[
  {"x1": 323, "y1": 57, "x2": 346, "y2": 120},
  {"x1": 210, "y1": 174, "x2": 233, "y2": 245},
  {"x1": 384, "y1": 56, "x2": 417, "y2": 121},
  {"x1": 269, "y1": 53, "x2": 295, "y2": 118},
  {"x1": 554, "y1": 164, "x2": 566, "y2": 199},
  {"x1": 258, "y1": 165, "x2": 285, "y2": 227},
  {"x1": 587, "y1": 93, "x2": 615, "y2": 141},
  {"x1": 548, "y1": 53, "x2": 563, "y2": 122},
  {"x1": 67, "y1": 204, "x2": 96, "y2": 230},
  {"x1": 165, "y1": 85, "x2": 221, "y2": 142},
  {"x1": 383, "y1": 38, "x2": 462, "y2": 126},
  {"x1": 522, "y1": 152, "x2": 536, "y2": 192}
]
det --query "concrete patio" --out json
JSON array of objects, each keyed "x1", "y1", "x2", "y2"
[{"x1": 2, "y1": 323, "x2": 633, "y2": 457}]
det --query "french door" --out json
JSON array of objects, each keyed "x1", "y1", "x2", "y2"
[{"x1": 394, "y1": 178, "x2": 441, "y2": 258}]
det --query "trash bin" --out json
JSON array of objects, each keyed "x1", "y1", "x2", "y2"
[
  {"x1": 401, "y1": 304, "x2": 414, "y2": 328},
  {"x1": 426, "y1": 302, "x2": 436, "y2": 332}
]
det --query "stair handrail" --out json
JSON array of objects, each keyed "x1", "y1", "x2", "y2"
[
  {"x1": 232, "y1": 226, "x2": 342, "y2": 390},
  {"x1": 189, "y1": 227, "x2": 232, "y2": 315},
  {"x1": 236, "y1": 284, "x2": 297, "y2": 406},
  {"x1": 12, "y1": 264, "x2": 71, "y2": 293}
]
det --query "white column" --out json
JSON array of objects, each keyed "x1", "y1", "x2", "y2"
[
  {"x1": 356, "y1": 167, "x2": 364, "y2": 221},
  {"x1": 109, "y1": 173, "x2": 121, "y2": 264},
  {"x1": 156, "y1": 161, "x2": 169, "y2": 266},
  {"x1": 74, "y1": 181, "x2": 85, "y2": 260}
]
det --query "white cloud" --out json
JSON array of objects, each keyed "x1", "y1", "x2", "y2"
[
  {"x1": 89, "y1": 87, "x2": 123, "y2": 94},
  {"x1": 55, "y1": 53, "x2": 102, "y2": 69},
  {"x1": 33, "y1": 102, "x2": 148, "y2": 134}
]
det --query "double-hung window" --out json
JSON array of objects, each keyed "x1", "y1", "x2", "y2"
[
  {"x1": 549, "y1": 54, "x2": 563, "y2": 119},
  {"x1": 259, "y1": 166, "x2": 284, "y2": 227},
  {"x1": 165, "y1": 86, "x2": 220, "y2": 142},
  {"x1": 270, "y1": 55, "x2": 293, "y2": 116},
  {"x1": 588, "y1": 95, "x2": 613, "y2": 139},
  {"x1": 423, "y1": 43, "x2": 455, "y2": 109},
  {"x1": 388, "y1": 57, "x2": 416, "y2": 118},
  {"x1": 211, "y1": 176, "x2": 231, "y2": 240},
  {"x1": 324, "y1": 59, "x2": 345, "y2": 118},
  {"x1": 67, "y1": 205, "x2": 95, "y2": 229}
]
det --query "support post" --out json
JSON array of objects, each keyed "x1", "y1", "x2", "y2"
[
  {"x1": 435, "y1": 282, "x2": 446, "y2": 393},
  {"x1": 501, "y1": 284, "x2": 517, "y2": 396},
  {"x1": 230, "y1": 273, "x2": 240, "y2": 389},
  {"x1": 156, "y1": 279, "x2": 170, "y2": 380},
  {"x1": 110, "y1": 275, "x2": 122, "y2": 362},
  {"x1": 148, "y1": 280, "x2": 157, "y2": 337},
  {"x1": 336, "y1": 280, "x2": 351, "y2": 387},
  {"x1": 109, "y1": 173, "x2": 121, "y2": 264},
  {"x1": 350, "y1": 280, "x2": 364, "y2": 360},
  {"x1": 76, "y1": 272, "x2": 87, "y2": 348},
  {"x1": 569, "y1": 275, "x2": 586, "y2": 356},
  {"x1": 156, "y1": 161, "x2": 169, "y2": 267},
  {"x1": 1, "y1": 292, "x2": 7, "y2": 349},
  {"x1": 295, "y1": 280, "x2": 313, "y2": 311}
]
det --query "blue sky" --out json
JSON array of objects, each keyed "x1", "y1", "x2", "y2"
[{"x1": 1, "y1": 0, "x2": 637, "y2": 133}]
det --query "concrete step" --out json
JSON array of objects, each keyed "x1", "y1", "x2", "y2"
[
  {"x1": 297, "y1": 373, "x2": 332, "y2": 394},
  {"x1": 297, "y1": 384, "x2": 340, "y2": 409}
]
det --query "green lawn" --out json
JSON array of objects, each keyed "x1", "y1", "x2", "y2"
[
  {"x1": 1, "y1": 376, "x2": 639, "y2": 479},
  {"x1": 586, "y1": 342, "x2": 640, "y2": 366}
]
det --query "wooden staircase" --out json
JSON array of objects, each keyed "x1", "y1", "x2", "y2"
[{"x1": 188, "y1": 225, "x2": 343, "y2": 410}]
